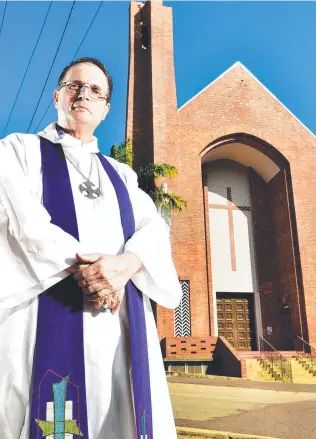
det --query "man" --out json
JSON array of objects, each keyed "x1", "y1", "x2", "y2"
[{"x1": 0, "y1": 57, "x2": 182, "y2": 439}]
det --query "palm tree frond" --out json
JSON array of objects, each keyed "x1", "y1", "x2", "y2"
[
  {"x1": 152, "y1": 189, "x2": 187, "y2": 213},
  {"x1": 138, "y1": 163, "x2": 178, "y2": 180},
  {"x1": 110, "y1": 139, "x2": 133, "y2": 167},
  {"x1": 110, "y1": 140, "x2": 187, "y2": 220}
]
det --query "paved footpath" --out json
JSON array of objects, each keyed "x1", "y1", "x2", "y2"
[{"x1": 168, "y1": 376, "x2": 316, "y2": 439}]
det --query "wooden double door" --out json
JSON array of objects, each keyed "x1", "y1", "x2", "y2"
[{"x1": 217, "y1": 293, "x2": 256, "y2": 350}]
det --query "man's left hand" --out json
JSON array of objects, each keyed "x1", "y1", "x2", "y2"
[{"x1": 67, "y1": 252, "x2": 143, "y2": 312}]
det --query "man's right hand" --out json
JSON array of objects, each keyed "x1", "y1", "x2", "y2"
[{"x1": 66, "y1": 261, "x2": 122, "y2": 314}]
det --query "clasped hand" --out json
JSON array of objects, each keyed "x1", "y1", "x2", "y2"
[{"x1": 67, "y1": 252, "x2": 142, "y2": 313}]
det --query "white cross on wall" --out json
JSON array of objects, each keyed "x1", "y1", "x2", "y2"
[{"x1": 209, "y1": 187, "x2": 251, "y2": 271}]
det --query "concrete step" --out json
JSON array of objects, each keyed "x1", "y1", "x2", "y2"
[
  {"x1": 296, "y1": 358, "x2": 316, "y2": 374},
  {"x1": 252, "y1": 358, "x2": 316, "y2": 384},
  {"x1": 290, "y1": 359, "x2": 316, "y2": 384},
  {"x1": 237, "y1": 351, "x2": 302, "y2": 360},
  {"x1": 245, "y1": 359, "x2": 278, "y2": 382}
]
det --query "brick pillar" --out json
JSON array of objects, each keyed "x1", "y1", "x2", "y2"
[
  {"x1": 126, "y1": 1, "x2": 154, "y2": 169},
  {"x1": 126, "y1": 1, "x2": 210, "y2": 341},
  {"x1": 249, "y1": 167, "x2": 283, "y2": 348},
  {"x1": 269, "y1": 168, "x2": 303, "y2": 349},
  {"x1": 126, "y1": 0, "x2": 179, "y2": 169}
]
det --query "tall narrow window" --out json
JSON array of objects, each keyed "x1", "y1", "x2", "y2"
[{"x1": 174, "y1": 280, "x2": 191, "y2": 337}]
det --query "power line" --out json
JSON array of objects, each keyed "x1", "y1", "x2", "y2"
[
  {"x1": 73, "y1": 1, "x2": 103, "y2": 60},
  {"x1": 0, "y1": 1, "x2": 7, "y2": 41},
  {"x1": 27, "y1": 1, "x2": 76, "y2": 133},
  {"x1": 1, "y1": 2, "x2": 52, "y2": 137},
  {"x1": 33, "y1": 1, "x2": 103, "y2": 134}
]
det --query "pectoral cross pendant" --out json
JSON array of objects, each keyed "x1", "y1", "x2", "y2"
[{"x1": 79, "y1": 180, "x2": 101, "y2": 199}]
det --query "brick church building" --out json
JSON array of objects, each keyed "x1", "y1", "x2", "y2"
[{"x1": 126, "y1": 0, "x2": 316, "y2": 375}]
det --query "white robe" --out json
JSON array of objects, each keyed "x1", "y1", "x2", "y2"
[{"x1": 0, "y1": 123, "x2": 182, "y2": 439}]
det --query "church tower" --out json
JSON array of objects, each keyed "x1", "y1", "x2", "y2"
[{"x1": 126, "y1": 0, "x2": 316, "y2": 376}]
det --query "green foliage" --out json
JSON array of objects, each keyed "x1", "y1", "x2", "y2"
[
  {"x1": 110, "y1": 139, "x2": 133, "y2": 168},
  {"x1": 138, "y1": 163, "x2": 177, "y2": 194},
  {"x1": 150, "y1": 189, "x2": 187, "y2": 214},
  {"x1": 110, "y1": 140, "x2": 187, "y2": 215},
  {"x1": 139, "y1": 163, "x2": 187, "y2": 214}
]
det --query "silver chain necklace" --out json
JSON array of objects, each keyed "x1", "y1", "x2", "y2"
[{"x1": 65, "y1": 153, "x2": 101, "y2": 199}]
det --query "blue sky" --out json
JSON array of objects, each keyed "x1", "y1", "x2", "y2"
[{"x1": 0, "y1": 1, "x2": 315, "y2": 154}]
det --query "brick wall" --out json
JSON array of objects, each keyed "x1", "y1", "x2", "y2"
[
  {"x1": 162, "y1": 336, "x2": 217, "y2": 359},
  {"x1": 249, "y1": 168, "x2": 283, "y2": 348},
  {"x1": 269, "y1": 169, "x2": 300, "y2": 348},
  {"x1": 126, "y1": 1, "x2": 154, "y2": 170},
  {"x1": 177, "y1": 65, "x2": 316, "y2": 344},
  {"x1": 126, "y1": 1, "x2": 316, "y2": 349},
  {"x1": 212, "y1": 337, "x2": 244, "y2": 378}
]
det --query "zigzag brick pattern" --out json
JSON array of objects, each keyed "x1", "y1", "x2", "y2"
[{"x1": 175, "y1": 281, "x2": 191, "y2": 337}]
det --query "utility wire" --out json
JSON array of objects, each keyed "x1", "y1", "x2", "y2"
[
  {"x1": 27, "y1": 1, "x2": 76, "y2": 133},
  {"x1": 1, "y1": 2, "x2": 52, "y2": 137},
  {"x1": 72, "y1": 1, "x2": 103, "y2": 60},
  {"x1": 33, "y1": 1, "x2": 103, "y2": 134},
  {"x1": 0, "y1": 1, "x2": 7, "y2": 41}
]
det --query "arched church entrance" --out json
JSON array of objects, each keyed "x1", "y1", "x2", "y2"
[{"x1": 201, "y1": 135, "x2": 304, "y2": 351}]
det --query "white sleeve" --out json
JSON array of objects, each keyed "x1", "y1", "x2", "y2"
[
  {"x1": 0, "y1": 135, "x2": 82, "y2": 308},
  {"x1": 107, "y1": 158, "x2": 182, "y2": 309}
]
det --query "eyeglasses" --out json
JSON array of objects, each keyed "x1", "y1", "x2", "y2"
[{"x1": 58, "y1": 81, "x2": 109, "y2": 101}]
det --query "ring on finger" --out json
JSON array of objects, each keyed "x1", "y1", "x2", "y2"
[{"x1": 100, "y1": 302, "x2": 109, "y2": 313}]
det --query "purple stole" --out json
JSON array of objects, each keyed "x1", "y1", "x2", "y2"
[{"x1": 30, "y1": 138, "x2": 153, "y2": 439}]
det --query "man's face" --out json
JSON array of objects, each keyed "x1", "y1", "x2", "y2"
[{"x1": 54, "y1": 63, "x2": 110, "y2": 130}]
